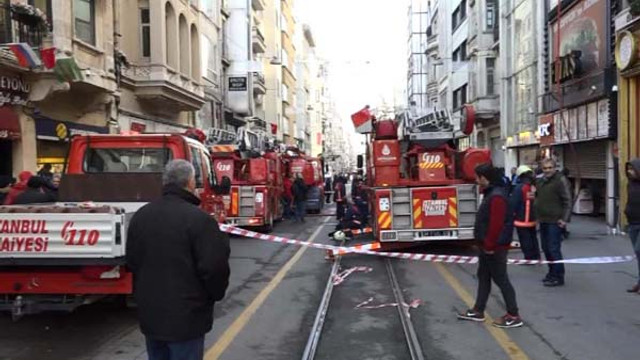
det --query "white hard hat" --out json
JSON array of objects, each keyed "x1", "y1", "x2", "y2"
[
  {"x1": 333, "y1": 230, "x2": 346, "y2": 241},
  {"x1": 516, "y1": 165, "x2": 533, "y2": 177}
]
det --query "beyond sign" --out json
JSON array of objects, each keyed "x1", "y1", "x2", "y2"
[{"x1": 551, "y1": 51, "x2": 583, "y2": 83}]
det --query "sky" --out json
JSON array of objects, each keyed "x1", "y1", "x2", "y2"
[{"x1": 297, "y1": 0, "x2": 409, "y2": 127}]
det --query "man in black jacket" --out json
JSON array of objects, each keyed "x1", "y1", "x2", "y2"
[
  {"x1": 13, "y1": 176, "x2": 57, "y2": 204},
  {"x1": 292, "y1": 174, "x2": 308, "y2": 222},
  {"x1": 625, "y1": 159, "x2": 640, "y2": 294},
  {"x1": 126, "y1": 159, "x2": 230, "y2": 360}
]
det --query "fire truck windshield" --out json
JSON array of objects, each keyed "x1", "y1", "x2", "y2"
[{"x1": 84, "y1": 148, "x2": 173, "y2": 173}]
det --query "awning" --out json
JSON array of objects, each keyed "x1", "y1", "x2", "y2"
[{"x1": 0, "y1": 107, "x2": 21, "y2": 140}]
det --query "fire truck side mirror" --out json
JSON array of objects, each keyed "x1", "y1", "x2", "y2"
[{"x1": 357, "y1": 154, "x2": 364, "y2": 169}]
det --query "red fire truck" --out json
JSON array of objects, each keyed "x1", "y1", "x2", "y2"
[
  {"x1": 361, "y1": 105, "x2": 491, "y2": 243},
  {"x1": 208, "y1": 128, "x2": 284, "y2": 232},
  {"x1": 281, "y1": 147, "x2": 325, "y2": 213},
  {"x1": 0, "y1": 132, "x2": 229, "y2": 319}
]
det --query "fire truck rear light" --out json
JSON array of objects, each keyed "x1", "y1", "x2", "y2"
[
  {"x1": 249, "y1": 218, "x2": 262, "y2": 225},
  {"x1": 381, "y1": 231, "x2": 397, "y2": 240}
]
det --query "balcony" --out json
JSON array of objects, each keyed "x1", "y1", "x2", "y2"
[
  {"x1": 0, "y1": 3, "x2": 46, "y2": 68},
  {"x1": 426, "y1": 34, "x2": 438, "y2": 54},
  {"x1": 252, "y1": 26, "x2": 266, "y2": 54},
  {"x1": 253, "y1": 72, "x2": 266, "y2": 94},
  {"x1": 122, "y1": 64, "x2": 206, "y2": 111},
  {"x1": 251, "y1": 0, "x2": 265, "y2": 11}
]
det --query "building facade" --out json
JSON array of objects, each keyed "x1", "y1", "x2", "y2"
[
  {"x1": 467, "y1": 0, "x2": 502, "y2": 167},
  {"x1": 280, "y1": 0, "x2": 296, "y2": 145},
  {"x1": 1, "y1": 0, "x2": 118, "y2": 177},
  {"x1": 539, "y1": 0, "x2": 617, "y2": 226},
  {"x1": 500, "y1": 0, "x2": 545, "y2": 173}
]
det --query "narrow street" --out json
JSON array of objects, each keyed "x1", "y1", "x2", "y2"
[{"x1": 1, "y1": 208, "x2": 638, "y2": 360}]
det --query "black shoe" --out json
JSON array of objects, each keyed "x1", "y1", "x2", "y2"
[
  {"x1": 543, "y1": 279, "x2": 564, "y2": 287},
  {"x1": 542, "y1": 275, "x2": 553, "y2": 282}
]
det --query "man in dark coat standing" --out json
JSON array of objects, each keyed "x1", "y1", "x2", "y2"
[
  {"x1": 625, "y1": 159, "x2": 640, "y2": 294},
  {"x1": 534, "y1": 158, "x2": 572, "y2": 287},
  {"x1": 126, "y1": 159, "x2": 230, "y2": 360},
  {"x1": 458, "y1": 163, "x2": 522, "y2": 328}
]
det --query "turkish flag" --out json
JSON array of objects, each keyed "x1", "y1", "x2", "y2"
[
  {"x1": 270, "y1": 123, "x2": 277, "y2": 134},
  {"x1": 351, "y1": 106, "x2": 373, "y2": 134},
  {"x1": 40, "y1": 47, "x2": 56, "y2": 69}
]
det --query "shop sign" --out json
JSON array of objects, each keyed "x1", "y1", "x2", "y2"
[
  {"x1": 550, "y1": 52, "x2": 583, "y2": 83},
  {"x1": 549, "y1": 0, "x2": 606, "y2": 81},
  {"x1": 0, "y1": 75, "x2": 30, "y2": 106},
  {"x1": 130, "y1": 122, "x2": 147, "y2": 133},
  {"x1": 228, "y1": 76, "x2": 247, "y2": 92},
  {"x1": 539, "y1": 114, "x2": 555, "y2": 146},
  {"x1": 35, "y1": 117, "x2": 108, "y2": 141},
  {"x1": 548, "y1": 99, "x2": 611, "y2": 145}
]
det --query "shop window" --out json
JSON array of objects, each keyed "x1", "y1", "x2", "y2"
[{"x1": 74, "y1": 0, "x2": 95, "y2": 45}]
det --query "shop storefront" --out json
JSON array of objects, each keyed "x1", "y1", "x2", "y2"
[
  {"x1": 615, "y1": 9, "x2": 640, "y2": 227},
  {"x1": 34, "y1": 117, "x2": 109, "y2": 174},
  {"x1": 0, "y1": 106, "x2": 21, "y2": 177},
  {"x1": 541, "y1": 0, "x2": 617, "y2": 226}
]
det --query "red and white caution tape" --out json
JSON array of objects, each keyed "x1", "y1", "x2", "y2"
[
  {"x1": 355, "y1": 297, "x2": 423, "y2": 310},
  {"x1": 219, "y1": 224, "x2": 636, "y2": 265},
  {"x1": 330, "y1": 242, "x2": 382, "y2": 256},
  {"x1": 349, "y1": 227, "x2": 373, "y2": 235},
  {"x1": 332, "y1": 266, "x2": 373, "y2": 286}
]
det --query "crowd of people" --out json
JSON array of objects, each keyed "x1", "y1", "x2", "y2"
[
  {"x1": 0, "y1": 164, "x2": 60, "y2": 206},
  {"x1": 458, "y1": 158, "x2": 640, "y2": 329}
]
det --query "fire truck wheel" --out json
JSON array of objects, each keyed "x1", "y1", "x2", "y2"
[{"x1": 261, "y1": 216, "x2": 274, "y2": 233}]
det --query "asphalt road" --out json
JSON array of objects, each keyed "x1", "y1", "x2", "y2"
[{"x1": 1, "y1": 209, "x2": 639, "y2": 360}]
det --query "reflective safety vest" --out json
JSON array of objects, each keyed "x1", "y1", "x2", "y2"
[{"x1": 514, "y1": 183, "x2": 536, "y2": 228}]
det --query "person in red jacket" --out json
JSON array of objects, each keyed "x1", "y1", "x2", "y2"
[
  {"x1": 3, "y1": 171, "x2": 32, "y2": 205},
  {"x1": 282, "y1": 176, "x2": 294, "y2": 219},
  {"x1": 458, "y1": 163, "x2": 523, "y2": 328}
]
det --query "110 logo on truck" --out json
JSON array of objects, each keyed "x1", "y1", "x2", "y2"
[{"x1": 62, "y1": 221, "x2": 100, "y2": 246}]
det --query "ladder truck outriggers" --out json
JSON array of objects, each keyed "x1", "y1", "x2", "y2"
[
  {"x1": 361, "y1": 105, "x2": 491, "y2": 243},
  {"x1": 207, "y1": 128, "x2": 284, "y2": 232}
]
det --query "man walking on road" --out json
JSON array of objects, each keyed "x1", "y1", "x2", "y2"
[
  {"x1": 126, "y1": 160, "x2": 230, "y2": 360},
  {"x1": 293, "y1": 173, "x2": 308, "y2": 222},
  {"x1": 458, "y1": 164, "x2": 523, "y2": 328},
  {"x1": 535, "y1": 158, "x2": 572, "y2": 287},
  {"x1": 510, "y1": 165, "x2": 541, "y2": 261},
  {"x1": 624, "y1": 159, "x2": 640, "y2": 294}
]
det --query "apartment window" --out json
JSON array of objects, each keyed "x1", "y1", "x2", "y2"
[
  {"x1": 453, "y1": 85, "x2": 467, "y2": 110},
  {"x1": 74, "y1": 0, "x2": 95, "y2": 45},
  {"x1": 140, "y1": 8, "x2": 150, "y2": 58},
  {"x1": 453, "y1": 41, "x2": 467, "y2": 62},
  {"x1": 486, "y1": 58, "x2": 496, "y2": 95},
  {"x1": 451, "y1": 0, "x2": 467, "y2": 31},
  {"x1": 486, "y1": 0, "x2": 496, "y2": 30}
]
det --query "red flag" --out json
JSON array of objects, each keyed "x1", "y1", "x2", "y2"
[
  {"x1": 40, "y1": 47, "x2": 56, "y2": 69},
  {"x1": 270, "y1": 123, "x2": 277, "y2": 134},
  {"x1": 351, "y1": 106, "x2": 372, "y2": 134}
]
